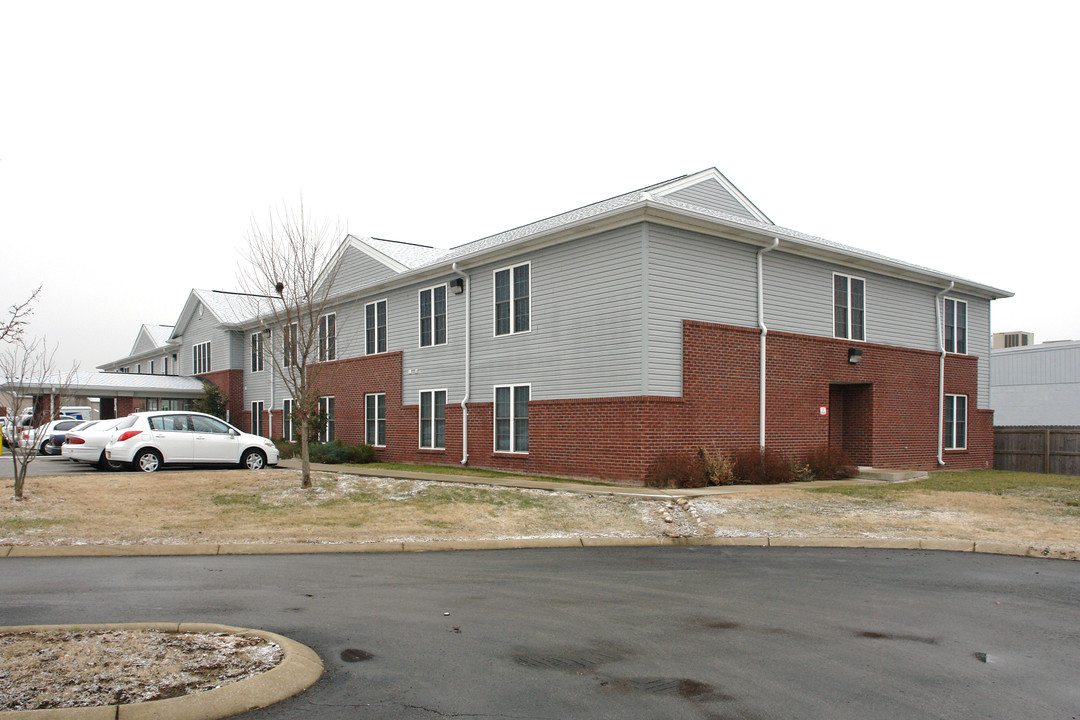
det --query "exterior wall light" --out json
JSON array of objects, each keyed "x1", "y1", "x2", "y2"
[
  {"x1": 450, "y1": 278, "x2": 465, "y2": 294},
  {"x1": 848, "y1": 347, "x2": 863, "y2": 364}
]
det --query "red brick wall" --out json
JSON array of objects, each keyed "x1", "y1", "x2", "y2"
[
  {"x1": 198, "y1": 369, "x2": 244, "y2": 427},
  {"x1": 299, "y1": 320, "x2": 992, "y2": 483}
]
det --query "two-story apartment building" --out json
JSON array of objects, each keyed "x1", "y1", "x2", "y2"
[{"x1": 100, "y1": 168, "x2": 1011, "y2": 482}]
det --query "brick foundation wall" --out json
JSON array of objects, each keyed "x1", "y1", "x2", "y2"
[{"x1": 297, "y1": 320, "x2": 992, "y2": 483}]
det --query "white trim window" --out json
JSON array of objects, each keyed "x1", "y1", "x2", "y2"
[
  {"x1": 150, "y1": 361, "x2": 155, "y2": 374},
  {"x1": 366, "y1": 393, "x2": 386, "y2": 447},
  {"x1": 419, "y1": 285, "x2": 447, "y2": 347},
  {"x1": 319, "y1": 313, "x2": 337, "y2": 362},
  {"x1": 318, "y1": 396, "x2": 335, "y2": 443},
  {"x1": 833, "y1": 273, "x2": 866, "y2": 341},
  {"x1": 419, "y1": 390, "x2": 446, "y2": 449},
  {"x1": 282, "y1": 399, "x2": 294, "y2": 442},
  {"x1": 251, "y1": 331, "x2": 264, "y2": 372},
  {"x1": 494, "y1": 263, "x2": 530, "y2": 336},
  {"x1": 251, "y1": 401, "x2": 264, "y2": 437},
  {"x1": 283, "y1": 322, "x2": 298, "y2": 368},
  {"x1": 944, "y1": 298, "x2": 967, "y2": 354},
  {"x1": 944, "y1": 394, "x2": 967, "y2": 450},
  {"x1": 193, "y1": 341, "x2": 211, "y2": 374},
  {"x1": 366, "y1": 300, "x2": 387, "y2": 355},
  {"x1": 163, "y1": 356, "x2": 169, "y2": 375},
  {"x1": 494, "y1": 384, "x2": 529, "y2": 453}
]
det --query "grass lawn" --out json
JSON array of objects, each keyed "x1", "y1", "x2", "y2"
[{"x1": 349, "y1": 462, "x2": 617, "y2": 486}]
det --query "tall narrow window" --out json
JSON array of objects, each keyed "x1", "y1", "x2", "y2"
[
  {"x1": 163, "y1": 356, "x2": 169, "y2": 375},
  {"x1": 282, "y1": 399, "x2": 294, "y2": 442},
  {"x1": 419, "y1": 390, "x2": 446, "y2": 449},
  {"x1": 251, "y1": 331, "x2": 264, "y2": 372},
  {"x1": 251, "y1": 401, "x2": 264, "y2": 437},
  {"x1": 319, "y1": 313, "x2": 337, "y2": 362},
  {"x1": 366, "y1": 393, "x2": 386, "y2": 447},
  {"x1": 150, "y1": 361, "x2": 155, "y2": 374},
  {"x1": 318, "y1": 396, "x2": 335, "y2": 443},
  {"x1": 944, "y1": 298, "x2": 967, "y2": 354},
  {"x1": 494, "y1": 384, "x2": 529, "y2": 453},
  {"x1": 944, "y1": 394, "x2": 967, "y2": 450},
  {"x1": 193, "y1": 342, "x2": 211, "y2": 374},
  {"x1": 419, "y1": 285, "x2": 447, "y2": 347},
  {"x1": 833, "y1": 274, "x2": 865, "y2": 341},
  {"x1": 283, "y1": 322, "x2": 298, "y2": 368},
  {"x1": 494, "y1": 263, "x2": 530, "y2": 336},
  {"x1": 366, "y1": 300, "x2": 387, "y2": 355}
]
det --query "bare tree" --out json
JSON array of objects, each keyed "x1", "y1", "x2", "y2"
[
  {"x1": 0, "y1": 286, "x2": 42, "y2": 344},
  {"x1": 238, "y1": 202, "x2": 343, "y2": 489},
  {"x1": 1, "y1": 336, "x2": 78, "y2": 500}
]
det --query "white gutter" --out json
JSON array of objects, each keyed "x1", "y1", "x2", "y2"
[
  {"x1": 757, "y1": 238, "x2": 780, "y2": 448},
  {"x1": 935, "y1": 281, "x2": 954, "y2": 466},
  {"x1": 452, "y1": 263, "x2": 471, "y2": 465}
]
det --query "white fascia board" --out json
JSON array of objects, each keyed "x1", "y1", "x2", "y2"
[{"x1": 652, "y1": 168, "x2": 773, "y2": 224}]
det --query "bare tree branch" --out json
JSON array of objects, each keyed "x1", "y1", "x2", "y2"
[
  {"x1": 1, "y1": 286, "x2": 42, "y2": 344},
  {"x1": 237, "y1": 200, "x2": 344, "y2": 489}
]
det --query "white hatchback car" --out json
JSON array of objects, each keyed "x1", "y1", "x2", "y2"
[{"x1": 105, "y1": 411, "x2": 279, "y2": 472}]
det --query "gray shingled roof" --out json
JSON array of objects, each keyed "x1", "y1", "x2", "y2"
[
  {"x1": 360, "y1": 237, "x2": 448, "y2": 270},
  {"x1": 2, "y1": 371, "x2": 206, "y2": 397},
  {"x1": 193, "y1": 289, "x2": 259, "y2": 325}
]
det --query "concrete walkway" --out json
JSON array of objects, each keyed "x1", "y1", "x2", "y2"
[{"x1": 277, "y1": 459, "x2": 924, "y2": 498}]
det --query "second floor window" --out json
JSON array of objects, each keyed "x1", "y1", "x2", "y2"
[
  {"x1": 319, "y1": 313, "x2": 337, "y2": 362},
  {"x1": 193, "y1": 341, "x2": 211, "y2": 374},
  {"x1": 366, "y1": 300, "x2": 387, "y2": 355},
  {"x1": 495, "y1": 263, "x2": 530, "y2": 336},
  {"x1": 283, "y1": 322, "x2": 298, "y2": 368},
  {"x1": 944, "y1": 298, "x2": 967, "y2": 354},
  {"x1": 419, "y1": 286, "x2": 447, "y2": 347},
  {"x1": 833, "y1": 273, "x2": 865, "y2": 341},
  {"x1": 251, "y1": 331, "x2": 264, "y2": 372}
]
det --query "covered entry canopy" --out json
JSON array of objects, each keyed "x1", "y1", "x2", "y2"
[{"x1": 2, "y1": 371, "x2": 206, "y2": 420}]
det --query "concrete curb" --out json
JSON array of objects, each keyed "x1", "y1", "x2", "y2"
[
  {"x1": 0, "y1": 623, "x2": 323, "y2": 720},
  {"x1": 3, "y1": 536, "x2": 1077, "y2": 560}
]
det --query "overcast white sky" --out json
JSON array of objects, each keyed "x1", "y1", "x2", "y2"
[{"x1": 2, "y1": 0, "x2": 1077, "y2": 371}]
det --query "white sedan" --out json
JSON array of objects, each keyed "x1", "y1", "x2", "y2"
[
  {"x1": 105, "y1": 411, "x2": 279, "y2": 472},
  {"x1": 61, "y1": 418, "x2": 126, "y2": 470}
]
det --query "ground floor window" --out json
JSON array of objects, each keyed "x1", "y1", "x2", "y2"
[
  {"x1": 319, "y1": 396, "x2": 335, "y2": 443},
  {"x1": 945, "y1": 394, "x2": 967, "y2": 450},
  {"x1": 494, "y1": 384, "x2": 529, "y2": 453},
  {"x1": 419, "y1": 390, "x2": 446, "y2": 449},
  {"x1": 283, "y1": 399, "x2": 294, "y2": 442},
  {"x1": 144, "y1": 398, "x2": 190, "y2": 412},
  {"x1": 366, "y1": 393, "x2": 386, "y2": 447},
  {"x1": 251, "y1": 401, "x2": 264, "y2": 437}
]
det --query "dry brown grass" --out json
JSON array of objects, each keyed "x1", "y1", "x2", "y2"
[{"x1": 1, "y1": 468, "x2": 1077, "y2": 551}]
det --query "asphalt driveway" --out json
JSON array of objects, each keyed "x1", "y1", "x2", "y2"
[{"x1": 3, "y1": 547, "x2": 1077, "y2": 719}]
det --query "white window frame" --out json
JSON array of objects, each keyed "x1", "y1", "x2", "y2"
[
  {"x1": 493, "y1": 262, "x2": 531, "y2": 337},
  {"x1": 419, "y1": 389, "x2": 447, "y2": 450},
  {"x1": 319, "y1": 313, "x2": 337, "y2": 362},
  {"x1": 163, "y1": 356, "x2": 169, "y2": 375},
  {"x1": 944, "y1": 394, "x2": 967, "y2": 450},
  {"x1": 494, "y1": 383, "x2": 530, "y2": 454},
  {"x1": 318, "y1": 396, "x2": 335, "y2": 443},
  {"x1": 251, "y1": 401, "x2": 264, "y2": 437},
  {"x1": 832, "y1": 273, "x2": 866, "y2": 342},
  {"x1": 419, "y1": 285, "x2": 448, "y2": 348},
  {"x1": 251, "y1": 331, "x2": 264, "y2": 372},
  {"x1": 283, "y1": 322, "x2": 298, "y2": 368},
  {"x1": 366, "y1": 299, "x2": 388, "y2": 355},
  {"x1": 282, "y1": 398, "x2": 294, "y2": 442},
  {"x1": 366, "y1": 393, "x2": 386, "y2": 447},
  {"x1": 944, "y1": 298, "x2": 968, "y2": 355},
  {"x1": 193, "y1": 341, "x2": 211, "y2": 374}
]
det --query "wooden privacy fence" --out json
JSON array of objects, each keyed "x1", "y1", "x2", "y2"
[{"x1": 994, "y1": 426, "x2": 1080, "y2": 476}]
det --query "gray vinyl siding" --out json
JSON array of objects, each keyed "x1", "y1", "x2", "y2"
[
  {"x1": 664, "y1": 179, "x2": 758, "y2": 221},
  {"x1": 178, "y1": 307, "x2": 235, "y2": 375},
  {"x1": 326, "y1": 245, "x2": 400, "y2": 295},
  {"x1": 645, "y1": 224, "x2": 758, "y2": 396},
  {"x1": 467, "y1": 225, "x2": 646, "y2": 402},
  {"x1": 131, "y1": 332, "x2": 156, "y2": 355}
]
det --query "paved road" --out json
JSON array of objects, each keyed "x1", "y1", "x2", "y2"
[{"x1": 3, "y1": 547, "x2": 1078, "y2": 719}]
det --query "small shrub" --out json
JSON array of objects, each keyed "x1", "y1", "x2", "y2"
[
  {"x1": 697, "y1": 447, "x2": 736, "y2": 486},
  {"x1": 273, "y1": 438, "x2": 297, "y2": 459},
  {"x1": 646, "y1": 451, "x2": 707, "y2": 489},
  {"x1": 307, "y1": 440, "x2": 376, "y2": 465},
  {"x1": 791, "y1": 460, "x2": 814, "y2": 483},
  {"x1": 731, "y1": 447, "x2": 796, "y2": 485},
  {"x1": 803, "y1": 445, "x2": 858, "y2": 480}
]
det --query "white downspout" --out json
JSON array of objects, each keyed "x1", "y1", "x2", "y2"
[
  {"x1": 757, "y1": 238, "x2": 780, "y2": 449},
  {"x1": 935, "y1": 281, "x2": 954, "y2": 466},
  {"x1": 452, "y1": 263, "x2": 471, "y2": 465}
]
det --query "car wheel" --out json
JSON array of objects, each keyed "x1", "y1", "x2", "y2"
[
  {"x1": 96, "y1": 451, "x2": 124, "y2": 471},
  {"x1": 133, "y1": 449, "x2": 162, "y2": 473},
  {"x1": 241, "y1": 449, "x2": 266, "y2": 470},
  {"x1": 39, "y1": 440, "x2": 52, "y2": 456}
]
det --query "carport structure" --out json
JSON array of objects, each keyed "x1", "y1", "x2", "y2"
[{"x1": 2, "y1": 371, "x2": 205, "y2": 422}]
